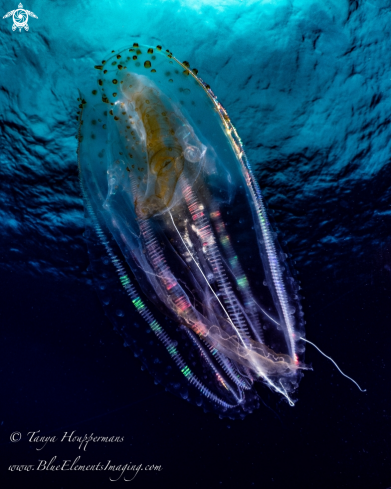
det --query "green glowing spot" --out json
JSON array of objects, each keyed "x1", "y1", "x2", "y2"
[
  {"x1": 181, "y1": 366, "x2": 191, "y2": 378},
  {"x1": 132, "y1": 297, "x2": 145, "y2": 311},
  {"x1": 237, "y1": 277, "x2": 249, "y2": 289},
  {"x1": 167, "y1": 345, "x2": 178, "y2": 356},
  {"x1": 120, "y1": 275, "x2": 130, "y2": 286},
  {"x1": 150, "y1": 320, "x2": 162, "y2": 332}
]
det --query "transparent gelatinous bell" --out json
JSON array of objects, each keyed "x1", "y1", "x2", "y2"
[{"x1": 77, "y1": 43, "x2": 306, "y2": 418}]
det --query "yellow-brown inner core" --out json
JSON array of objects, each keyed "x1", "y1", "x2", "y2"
[{"x1": 132, "y1": 87, "x2": 184, "y2": 218}]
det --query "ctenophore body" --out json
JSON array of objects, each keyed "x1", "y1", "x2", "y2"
[{"x1": 77, "y1": 43, "x2": 306, "y2": 419}]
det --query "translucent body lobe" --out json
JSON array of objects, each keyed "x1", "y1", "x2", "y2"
[{"x1": 78, "y1": 43, "x2": 306, "y2": 417}]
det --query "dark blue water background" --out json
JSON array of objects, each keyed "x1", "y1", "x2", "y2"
[{"x1": 1, "y1": 1, "x2": 390, "y2": 487}]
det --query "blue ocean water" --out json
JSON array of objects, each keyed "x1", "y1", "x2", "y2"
[{"x1": 1, "y1": 1, "x2": 390, "y2": 488}]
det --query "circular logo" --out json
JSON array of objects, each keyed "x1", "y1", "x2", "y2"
[{"x1": 12, "y1": 9, "x2": 27, "y2": 28}]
